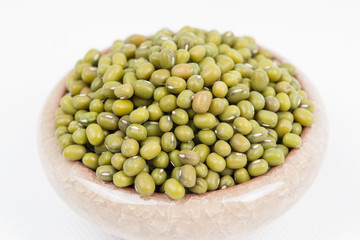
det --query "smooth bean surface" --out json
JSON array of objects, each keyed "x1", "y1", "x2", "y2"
[{"x1": 55, "y1": 27, "x2": 314, "y2": 201}]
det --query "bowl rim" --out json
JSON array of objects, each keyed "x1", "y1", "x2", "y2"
[{"x1": 39, "y1": 46, "x2": 327, "y2": 203}]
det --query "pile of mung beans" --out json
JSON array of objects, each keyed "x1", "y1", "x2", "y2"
[{"x1": 54, "y1": 27, "x2": 314, "y2": 200}]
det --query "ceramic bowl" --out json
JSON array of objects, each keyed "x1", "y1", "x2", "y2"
[{"x1": 38, "y1": 49, "x2": 328, "y2": 240}]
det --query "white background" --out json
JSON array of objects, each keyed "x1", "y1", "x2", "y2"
[{"x1": 1, "y1": 0, "x2": 359, "y2": 239}]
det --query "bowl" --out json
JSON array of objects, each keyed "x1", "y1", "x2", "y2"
[{"x1": 38, "y1": 49, "x2": 328, "y2": 240}]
